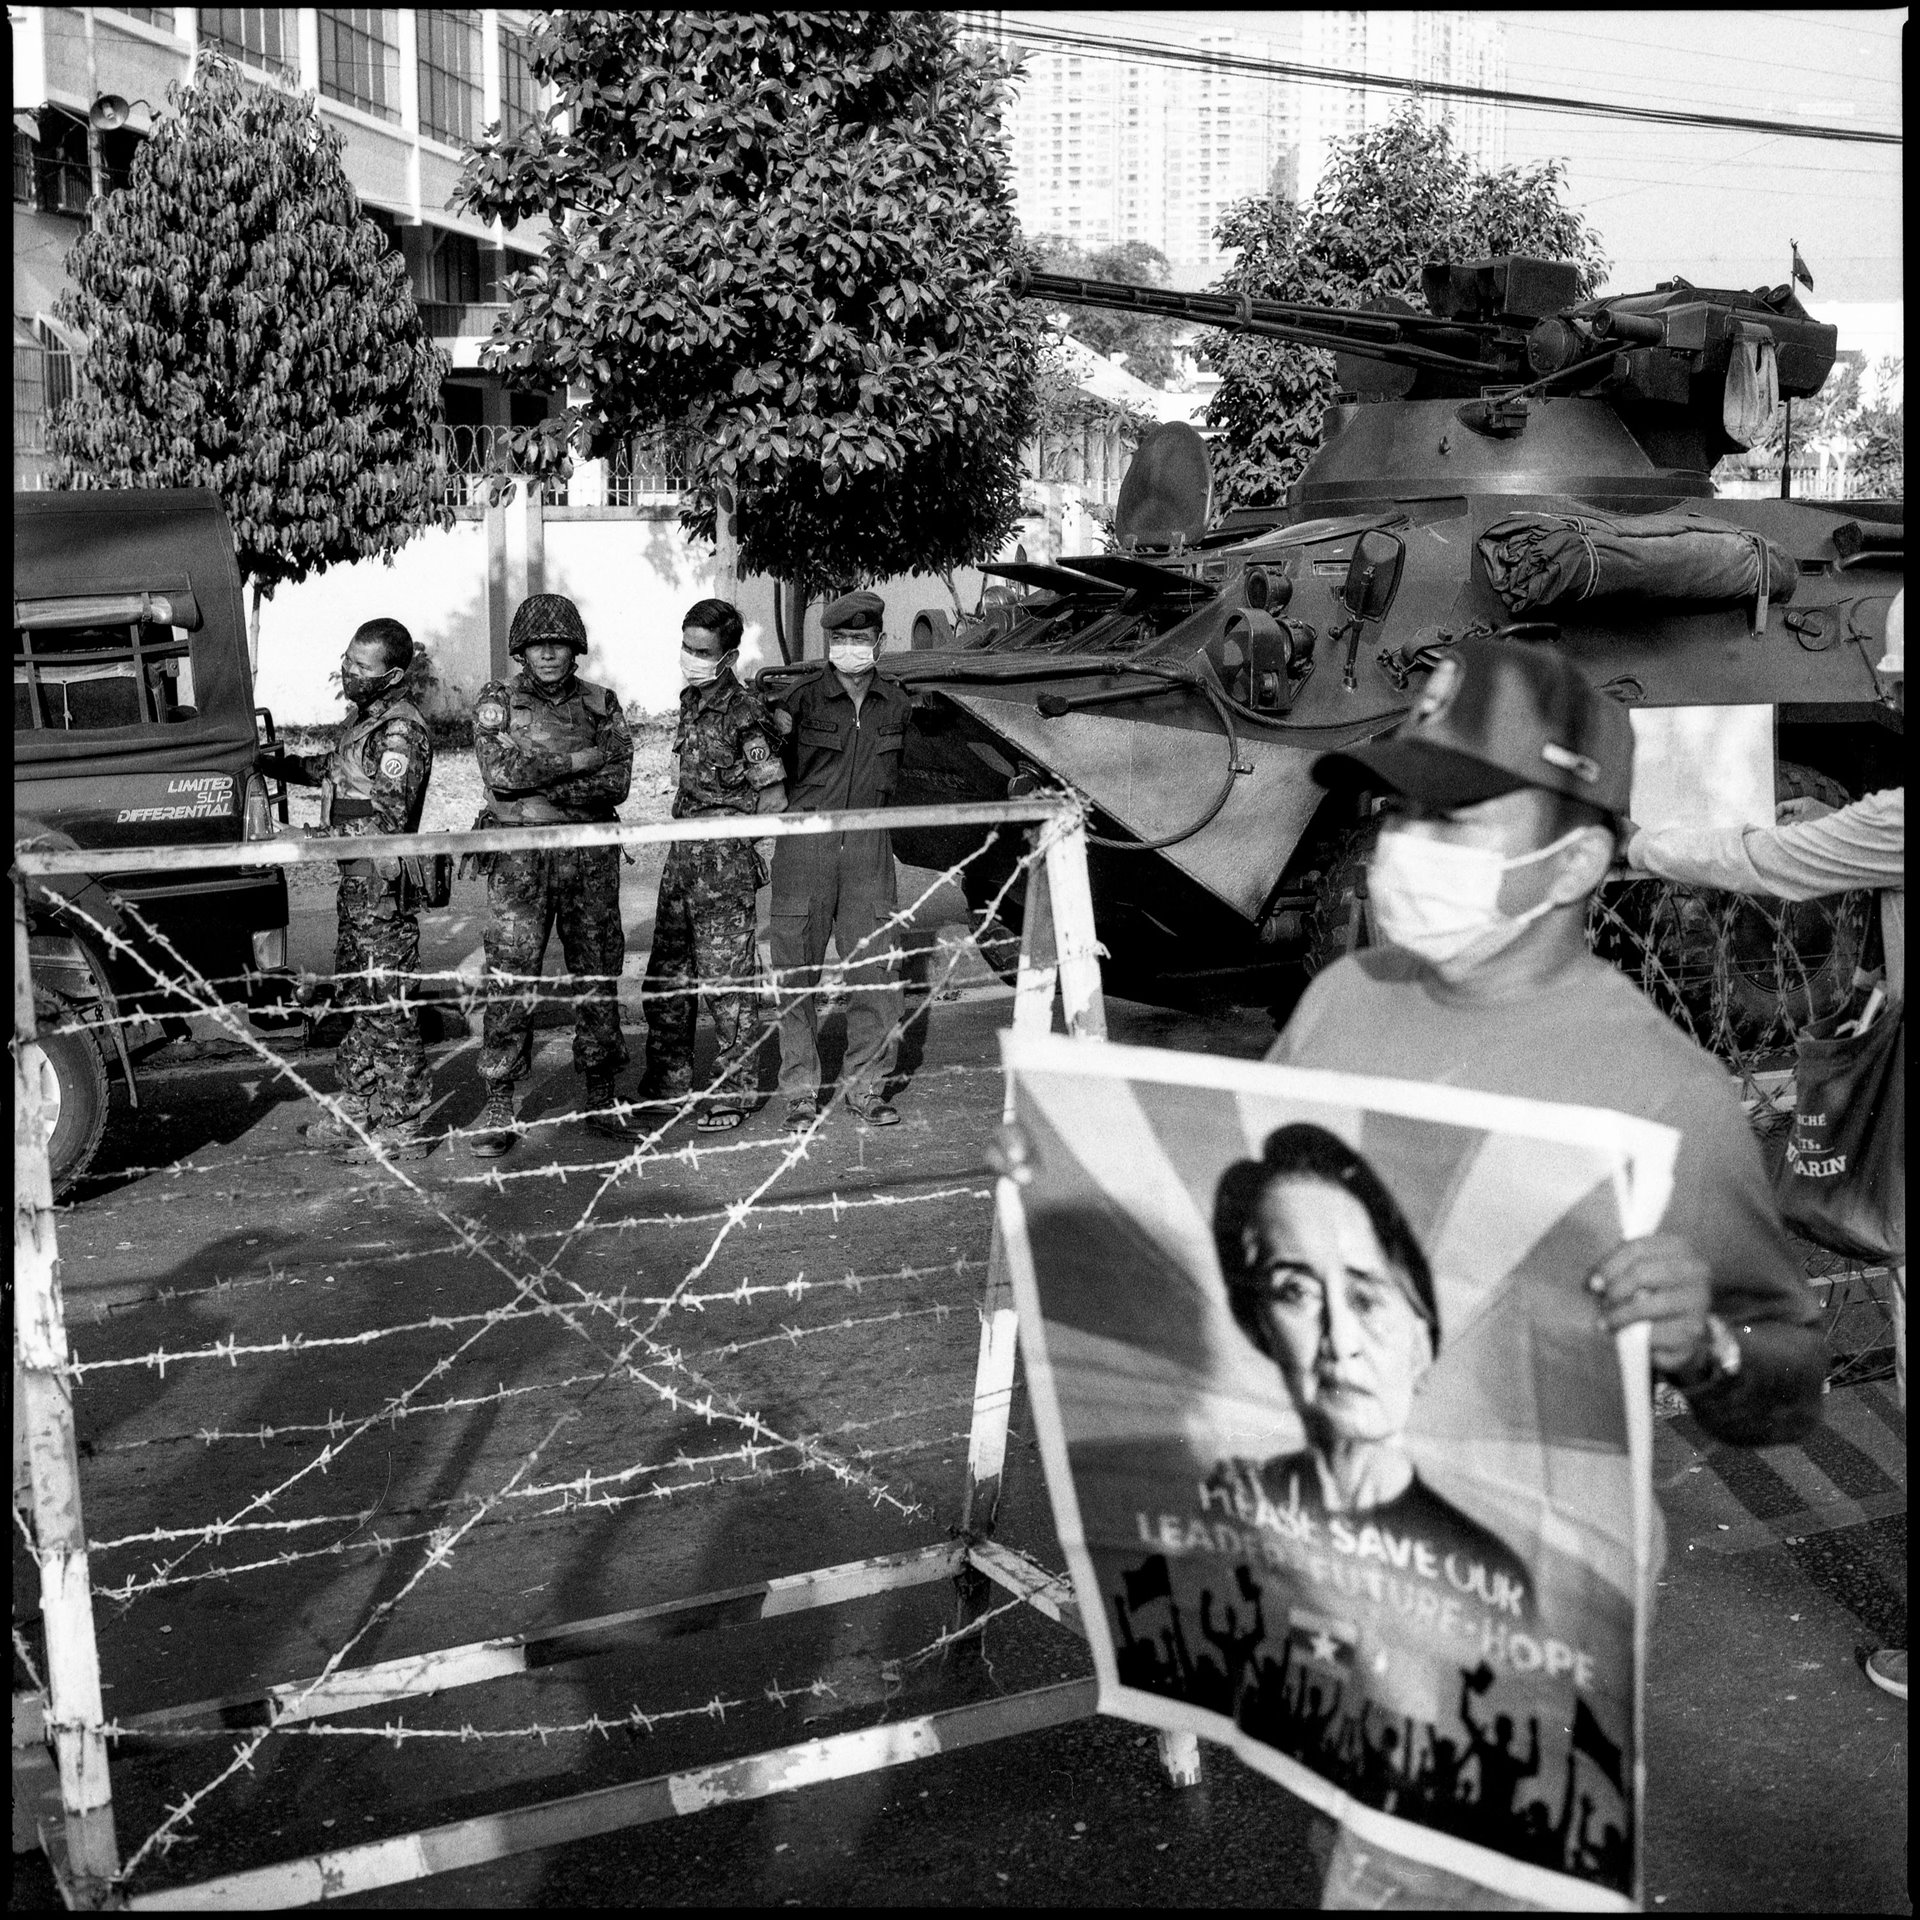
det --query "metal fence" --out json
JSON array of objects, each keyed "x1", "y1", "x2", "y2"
[
  {"x1": 432, "y1": 422, "x2": 686, "y2": 508},
  {"x1": 1714, "y1": 464, "x2": 1900, "y2": 501}
]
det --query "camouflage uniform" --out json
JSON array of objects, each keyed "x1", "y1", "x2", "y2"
[
  {"x1": 473, "y1": 668, "x2": 634, "y2": 1089},
  {"x1": 277, "y1": 692, "x2": 433, "y2": 1125},
  {"x1": 637, "y1": 668, "x2": 786, "y2": 1112}
]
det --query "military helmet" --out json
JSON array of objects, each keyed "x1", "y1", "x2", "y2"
[{"x1": 509, "y1": 594, "x2": 588, "y2": 657}]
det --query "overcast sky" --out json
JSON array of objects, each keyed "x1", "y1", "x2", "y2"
[
  {"x1": 1030, "y1": 9, "x2": 1903, "y2": 310},
  {"x1": 1488, "y1": 9, "x2": 1902, "y2": 306}
]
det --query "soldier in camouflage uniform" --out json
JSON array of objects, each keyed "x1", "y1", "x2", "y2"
[
  {"x1": 633, "y1": 599, "x2": 787, "y2": 1131},
  {"x1": 257, "y1": 618, "x2": 435, "y2": 1160},
  {"x1": 470, "y1": 594, "x2": 634, "y2": 1157}
]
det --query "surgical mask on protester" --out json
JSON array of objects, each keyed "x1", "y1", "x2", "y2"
[
  {"x1": 1367, "y1": 823, "x2": 1587, "y2": 973},
  {"x1": 680, "y1": 647, "x2": 734, "y2": 686},
  {"x1": 828, "y1": 638, "x2": 879, "y2": 674}
]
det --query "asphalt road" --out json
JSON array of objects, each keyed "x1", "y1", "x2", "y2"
[{"x1": 13, "y1": 866, "x2": 1907, "y2": 1911}]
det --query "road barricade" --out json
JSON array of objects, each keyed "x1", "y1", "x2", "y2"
[{"x1": 14, "y1": 797, "x2": 1202, "y2": 1909}]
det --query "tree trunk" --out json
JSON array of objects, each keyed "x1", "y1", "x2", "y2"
[
  {"x1": 782, "y1": 577, "x2": 809, "y2": 664},
  {"x1": 248, "y1": 582, "x2": 262, "y2": 679},
  {"x1": 715, "y1": 485, "x2": 738, "y2": 603}
]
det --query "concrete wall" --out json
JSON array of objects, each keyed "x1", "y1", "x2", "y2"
[{"x1": 248, "y1": 495, "x2": 1087, "y2": 724}]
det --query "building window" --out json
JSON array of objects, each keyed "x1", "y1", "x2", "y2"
[
  {"x1": 112, "y1": 6, "x2": 176, "y2": 26},
  {"x1": 200, "y1": 8, "x2": 298, "y2": 81},
  {"x1": 499, "y1": 23, "x2": 538, "y2": 134},
  {"x1": 417, "y1": 8, "x2": 482, "y2": 146},
  {"x1": 13, "y1": 114, "x2": 93, "y2": 218},
  {"x1": 318, "y1": 8, "x2": 401, "y2": 122}
]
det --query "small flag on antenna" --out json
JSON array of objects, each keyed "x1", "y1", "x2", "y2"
[{"x1": 1790, "y1": 242, "x2": 1815, "y2": 292}]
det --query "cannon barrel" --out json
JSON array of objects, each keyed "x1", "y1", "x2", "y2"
[{"x1": 1016, "y1": 268, "x2": 1503, "y2": 376}]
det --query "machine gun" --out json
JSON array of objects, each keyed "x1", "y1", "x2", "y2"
[{"x1": 1017, "y1": 258, "x2": 1837, "y2": 472}]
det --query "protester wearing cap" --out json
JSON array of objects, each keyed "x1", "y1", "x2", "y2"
[
  {"x1": 1267, "y1": 636, "x2": 1825, "y2": 1908},
  {"x1": 467, "y1": 594, "x2": 635, "y2": 1157},
  {"x1": 1627, "y1": 589, "x2": 1905, "y2": 1703},
  {"x1": 762, "y1": 589, "x2": 916, "y2": 1129}
]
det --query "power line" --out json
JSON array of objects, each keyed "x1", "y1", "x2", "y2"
[{"x1": 979, "y1": 14, "x2": 1903, "y2": 146}]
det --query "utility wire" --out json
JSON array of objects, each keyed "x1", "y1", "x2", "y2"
[{"x1": 972, "y1": 14, "x2": 1902, "y2": 148}]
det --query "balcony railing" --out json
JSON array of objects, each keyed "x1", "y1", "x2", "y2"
[
  {"x1": 432, "y1": 423, "x2": 687, "y2": 508},
  {"x1": 415, "y1": 300, "x2": 509, "y2": 342}
]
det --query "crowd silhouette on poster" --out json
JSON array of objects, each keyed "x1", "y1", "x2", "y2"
[{"x1": 1110, "y1": 1554, "x2": 1629, "y2": 1893}]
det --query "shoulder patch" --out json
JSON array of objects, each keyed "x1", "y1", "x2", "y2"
[
  {"x1": 745, "y1": 735, "x2": 772, "y2": 763},
  {"x1": 379, "y1": 750, "x2": 410, "y2": 781},
  {"x1": 475, "y1": 697, "x2": 508, "y2": 731}
]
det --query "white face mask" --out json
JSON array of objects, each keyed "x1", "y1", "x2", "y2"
[
  {"x1": 828, "y1": 638, "x2": 879, "y2": 674},
  {"x1": 1367, "y1": 823, "x2": 1586, "y2": 976},
  {"x1": 681, "y1": 647, "x2": 733, "y2": 686}
]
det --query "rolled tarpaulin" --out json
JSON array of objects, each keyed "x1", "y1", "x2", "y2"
[{"x1": 1478, "y1": 509, "x2": 1799, "y2": 617}]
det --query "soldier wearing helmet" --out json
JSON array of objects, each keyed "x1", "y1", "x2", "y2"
[{"x1": 468, "y1": 593, "x2": 635, "y2": 1156}]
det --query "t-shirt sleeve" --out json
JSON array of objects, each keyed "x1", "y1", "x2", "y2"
[
  {"x1": 1657, "y1": 1065, "x2": 1813, "y2": 1331},
  {"x1": 1631, "y1": 789, "x2": 1904, "y2": 900}
]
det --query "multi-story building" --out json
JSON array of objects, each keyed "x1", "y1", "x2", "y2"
[
  {"x1": 1296, "y1": 9, "x2": 1505, "y2": 204},
  {"x1": 982, "y1": 10, "x2": 1506, "y2": 292},
  {"x1": 11, "y1": 5, "x2": 559, "y2": 492}
]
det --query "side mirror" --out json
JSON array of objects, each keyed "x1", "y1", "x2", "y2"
[{"x1": 1341, "y1": 529, "x2": 1406, "y2": 623}]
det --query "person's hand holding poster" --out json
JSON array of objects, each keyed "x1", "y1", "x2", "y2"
[{"x1": 997, "y1": 1033, "x2": 1678, "y2": 1912}]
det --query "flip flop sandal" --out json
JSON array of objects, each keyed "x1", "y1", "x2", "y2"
[{"x1": 695, "y1": 1108, "x2": 747, "y2": 1133}]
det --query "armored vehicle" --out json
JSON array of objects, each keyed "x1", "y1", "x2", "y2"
[
  {"x1": 14, "y1": 488, "x2": 294, "y2": 1191},
  {"x1": 883, "y1": 258, "x2": 1903, "y2": 1012}
]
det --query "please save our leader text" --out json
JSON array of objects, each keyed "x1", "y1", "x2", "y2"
[{"x1": 1131, "y1": 1487, "x2": 1602, "y2": 1691}]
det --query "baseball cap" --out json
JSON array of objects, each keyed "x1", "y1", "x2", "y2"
[
  {"x1": 1312, "y1": 636, "x2": 1634, "y2": 817},
  {"x1": 509, "y1": 593, "x2": 588, "y2": 655},
  {"x1": 822, "y1": 590, "x2": 885, "y2": 633},
  {"x1": 1877, "y1": 589, "x2": 1903, "y2": 677}
]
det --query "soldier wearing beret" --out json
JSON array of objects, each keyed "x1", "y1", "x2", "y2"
[
  {"x1": 631, "y1": 598, "x2": 787, "y2": 1131},
  {"x1": 762, "y1": 590, "x2": 915, "y2": 1129},
  {"x1": 468, "y1": 594, "x2": 634, "y2": 1157},
  {"x1": 259, "y1": 618, "x2": 435, "y2": 1160}
]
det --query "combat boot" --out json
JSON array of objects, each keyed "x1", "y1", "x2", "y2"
[
  {"x1": 469, "y1": 1088, "x2": 520, "y2": 1158},
  {"x1": 305, "y1": 1093, "x2": 371, "y2": 1146},
  {"x1": 583, "y1": 1073, "x2": 628, "y2": 1137},
  {"x1": 340, "y1": 1118, "x2": 435, "y2": 1165}
]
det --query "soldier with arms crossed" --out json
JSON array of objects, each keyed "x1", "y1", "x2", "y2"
[{"x1": 469, "y1": 594, "x2": 634, "y2": 1157}]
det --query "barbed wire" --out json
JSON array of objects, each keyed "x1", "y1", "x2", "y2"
[
  {"x1": 86, "y1": 1408, "x2": 984, "y2": 1562},
  {"x1": 34, "y1": 884, "x2": 960, "y2": 1609},
  {"x1": 19, "y1": 811, "x2": 1076, "y2": 1890},
  {"x1": 112, "y1": 1406, "x2": 578, "y2": 1880}
]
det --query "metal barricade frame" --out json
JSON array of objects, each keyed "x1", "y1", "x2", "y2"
[{"x1": 13, "y1": 798, "x2": 1195, "y2": 1909}]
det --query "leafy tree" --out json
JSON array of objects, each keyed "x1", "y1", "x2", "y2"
[
  {"x1": 1203, "y1": 104, "x2": 1609, "y2": 508},
  {"x1": 1031, "y1": 234, "x2": 1184, "y2": 387},
  {"x1": 49, "y1": 54, "x2": 451, "y2": 665},
  {"x1": 456, "y1": 11, "x2": 1040, "y2": 639}
]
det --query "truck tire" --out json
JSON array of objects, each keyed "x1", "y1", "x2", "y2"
[
  {"x1": 27, "y1": 1024, "x2": 111, "y2": 1198},
  {"x1": 1302, "y1": 821, "x2": 1379, "y2": 978}
]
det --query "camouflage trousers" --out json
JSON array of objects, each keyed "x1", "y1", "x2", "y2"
[
  {"x1": 334, "y1": 869, "x2": 429, "y2": 1125},
  {"x1": 479, "y1": 846, "x2": 628, "y2": 1087},
  {"x1": 639, "y1": 841, "x2": 766, "y2": 1112}
]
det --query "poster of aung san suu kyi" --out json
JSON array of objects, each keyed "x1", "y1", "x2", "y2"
[{"x1": 998, "y1": 1032, "x2": 1678, "y2": 1912}]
